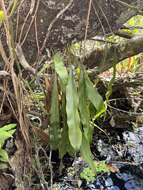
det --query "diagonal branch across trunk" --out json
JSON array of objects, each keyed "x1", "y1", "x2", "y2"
[{"x1": 84, "y1": 34, "x2": 143, "y2": 73}]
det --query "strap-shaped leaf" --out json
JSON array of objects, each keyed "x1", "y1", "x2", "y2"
[
  {"x1": 50, "y1": 74, "x2": 61, "y2": 150},
  {"x1": 59, "y1": 96, "x2": 74, "y2": 158},
  {"x1": 79, "y1": 68, "x2": 90, "y2": 126},
  {"x1": 80, "y1": 134, "x2": 96, "y2": 173},
  {"x1": 66, "y1": 69, "x2": 82, "y2": 150},
  {"x1": 0, "y1": 123, "x2": 16, "y2": 132},
  {"x1": 79, "y1": 68, "x2": 93, "y2": 142},
  {"x1": 85, "y1": 73, "x2": 105, "y2": 115},
  {"x1": 53, "y1": 53, "x2": 68, "y2": 89}
]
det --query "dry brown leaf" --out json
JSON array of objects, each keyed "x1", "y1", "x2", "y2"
[{"x1": 107, "y1": 163, "x2": 120, "y2": 173}]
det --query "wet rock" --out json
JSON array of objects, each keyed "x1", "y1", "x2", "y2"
[
  {"x1": 97, "y1": 139, "x2": 121, "y2": 161},
  {"x1": 58, "y1": 126, "x2": 143, "y2": 190},
  {"x1": 95, "y1": 126, "x2": 143, "y2": 164},
  {"x1": 58, "y1": 163, "x2": 143, "y2": 190},
  {"x1": 85, "y1": 164, "x2": 143, "y2": 190},
  {"x1": 123, "y1": 127, "x2": 143, "y2": 163},
  {"x1": 59, "y1": 184, "x2": 79, "y2": 190}
]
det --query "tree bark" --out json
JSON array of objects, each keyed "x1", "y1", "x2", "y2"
[
  {"x1": 84, "y1": 34, "x2": 143, "y2": 73},
  {"x1": 12, "y1": 0, "x2": 143, "y2": 62},
  {"x1": 1, "y1": 0, "x2": 143, "y2": 69}
]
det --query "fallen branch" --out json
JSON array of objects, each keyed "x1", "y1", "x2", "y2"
[{"x1": 84, "y1": 34, "x2": 143, "y2": 74}]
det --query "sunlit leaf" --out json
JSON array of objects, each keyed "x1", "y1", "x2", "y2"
[
  {"x1": 0, "y1": 149, "x2": 9, "y2": 162},
  {"x1": 66, "y1": 69, "x2": 82, "y2": 150},
  {"x1": 0, "y1": 131, "x2": 14, "y2": 146},
  {"x1": 0, "y1": 10, "x2": 5, "y2": 23},
  {"x1": 126, "y1": 15, "x2": 143, "y2": 34},
  {"x1": 0, "y1": 124, "x2": 16, "y2": 146},
  {"x1": 0, "y1": 123, "x2": 16, "y2": 133}
]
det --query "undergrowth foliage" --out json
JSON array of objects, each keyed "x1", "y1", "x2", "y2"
[
  {"x1": 0, "y1": 124, "x2": 16, "y2": 162},
  {"x1": 0, "y1": 0, "x2": 143, "y2": 188},
  {"x1": 50, "y1": 53, "x2": 106, "y2": 170}
]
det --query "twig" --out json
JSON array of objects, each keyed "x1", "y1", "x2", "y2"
[
  {"x1": 20, "y1": 0, "x2": 39, "y2": 46},
  {"x1": 84, "y1": 0, "x2": 92, "y2": 44},
  {"x1": 49, "y1": 150, "x2": 53, "y2": 189},
  {"x1": 9, "y1": 0, "x2": 19, "y2": 17},
  {"x1": 91, "y1": 36, "x2": 117, "y2": 44},
  {"x1": 34, "y1": 146, "x2": 48, "y2": 190},
  {"x1": 91, "y1": 2, "x2": 106, "y2": 35},
  {"x1": 40, "y1": 0, "x2": 74, "y2": 53},
  {"x1": 95, "y1": 1, "x2": 112, "y2": 34},
  {"x1": 34, "y1": 15, "x2": 40, "y2": 55},
  {"x1": 15, "y1": 0, "x2": 25, "y2": 42},
  {"x1": 0, "y1": 71, "x2": 10, "y2": 78},
  {"x1": 30, "y1": 0, "x2": 36, "y2": 15},
  {"x1": 16, "y1": 44, "x2": 36, "y2": 74},
  {"x1": 18, "y1": 3, "x2": 31, "y2": 43},
  {"x1": 0, "y1": 40, "x2": 10, "y2": 65}
]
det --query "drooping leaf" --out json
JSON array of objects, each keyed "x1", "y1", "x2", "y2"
[
  {"x1": 59, "y1": 124, "x2": 74, "y2": 158},
  {"x1": 80, "y1": 134, "x2": 95, "y2": 173},
  {"x1": 59, "y1": 96, "x2": 74, "y2": 158},
  {"x1": 79, "y1": 68, "x2": 93, "y2": 142},
  {"x1": 50, "y1": 74, "x2": 61, "y2": 150},
  {"x1": 66, "y1": 69, "x2": 82, "y2": 150},
  {"x1": 0, "y1": 149, "x2": 9, "y2": 162},
  {"x1": 53, "y1": 53, "x2": 68, "y2": 90},
  {"x1": 85, "y1": 72, "x2": 105, "y2": 116},
  {"x1": 79, "y1": 68, "x2": 90, "y2": 126}
]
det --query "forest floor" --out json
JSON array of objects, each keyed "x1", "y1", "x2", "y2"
[{"x1": 1, "y1": 72, "x2": 143, "y2": 190}]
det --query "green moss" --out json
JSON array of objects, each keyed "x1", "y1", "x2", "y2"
[{"x1": 80, "y1": 161, "x2": 109, "y2": 182}]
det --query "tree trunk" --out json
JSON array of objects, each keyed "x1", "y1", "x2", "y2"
[{"x1": 12, "y1": 0, "x2": 142, "y2": 62}]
